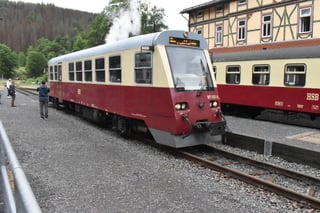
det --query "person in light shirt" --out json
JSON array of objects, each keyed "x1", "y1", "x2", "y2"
[{"x1": 6, "y1": 78, "x2": 11, "y2": 97}]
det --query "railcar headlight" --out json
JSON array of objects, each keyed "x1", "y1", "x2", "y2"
[
  {"x1": 210, "y1": 100, "x2": 219, "y2": 108},
  {"x1": 175, "y1": 102, "x2": 188, "y2": 110}
]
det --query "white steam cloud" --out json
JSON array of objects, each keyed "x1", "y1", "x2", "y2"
[{"x1": 105, "y1": 0, "x2": 141, "y2": 43}]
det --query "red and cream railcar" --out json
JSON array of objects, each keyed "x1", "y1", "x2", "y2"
[
  {"x1": 48, "y1": 30, "x2": 226, "y2": 148},
  {"x1": 211, "y1": 43, "x2": 320, "y2": 121}
]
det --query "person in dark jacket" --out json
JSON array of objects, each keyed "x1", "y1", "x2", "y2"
[
  {"x1": 36, "y1": 80, "x2": 50, "y2": 119},
  {"x1": 9, "y1": 81, "x2": 16, "y2": 107}
]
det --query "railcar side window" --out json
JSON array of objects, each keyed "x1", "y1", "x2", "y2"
[
  {"x1": 69, "y1": 62, "x2": 74, "y2": 81},
  {"x1": 252, "y1": 65, "x2": 270, "y2": 85},
  {"x1": 284, "y1": 64, "x2": 306, "y2": 87},
  {"x1": 54, "y1": 65, "x2": 58, "y2": 81},
  {"x1": 84, "y1": 60, "x2": 92, "y2": 82},
  {"x1": 49, "y1": 66, "x2": 54, "y2": 80},
  {"x1": 76, "y1": 61, "x2": 82, "y2": 82},
  {"x1": 135, "y1": 52, "x2": 152, "y2": 84},
  {"x1": 226, "y1": 66, "x2": 241, "y2": 84},
  {"x1": 95, "y1": 58, "x2": 105, "y2": 82},
  {"x1": 109, "y1": 56, "x2": 121, "y2": 83},
  {"x1": 58, "y1": 64, "x2": 62, "y2": 81}
]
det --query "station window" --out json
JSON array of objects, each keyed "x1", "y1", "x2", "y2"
[
  {"x1": 252, "y1": 65, "x2": 270, "y2": 85},
  {"x1": 135, "y1": 52, "x2": 152, "y2": 84},
  {"x1": 262, "y1": 15, "x2": 272, "y2": 38},
  {"x1": 237, "y1": 20, "x2": 246, "y2": 41},
  {"x1": 238, "y1": 0, "x2": 246, "y2": 5},
  {"x1": 95, "y1": 58, "x2": 105, "y2": 82},
  {"x1": 284, "y1": 64, "x2": 306, "y2": 87},
  {"x1": 196, "y1": 10, "x2": 203, "y2": 18},
  {"x1": 216, "y1": 4, "x2": 223, "y2": 13},
  {"x1": 49, "y1": 66, "x2": 54, "y2": 80},
  {"x1": 84, "y1": 60, "x2": 92, "y2": 82},
  {"x1": 226, "y1": 66, "x2": 240, "y2": 84},
  {"x1": 299, "y1": 7, "x2": 312, "y2": 33},
  {"x1": 68, "y1": 63, "x2": 74, "y2": 81},
  {"x1": 215, "y1": 25, "x2": 223, "y2": 44},
  {"x1": 76, "y1": 61, "x2": 82, "y2": 82},
  {"x1": 109, "y1": 56, "x2": 121, "y2": 83}
]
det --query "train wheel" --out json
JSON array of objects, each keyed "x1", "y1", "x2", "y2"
[
  {"x1": 112, "y1": 115, "x2": 132, "y2": 138},
  {"x1": 52, "y1": 98, "x2": 60, "y2": 110},
  {"x1": 120, "y1": 118, "x2": 132, "y2": 138}
]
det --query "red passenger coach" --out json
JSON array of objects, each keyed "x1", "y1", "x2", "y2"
[
  {"x1": 48, "y1": 30, "x2": 226, "y2": 148},
  {"x1": 211, "y1": 40, "x2": 320, "y2": 123}
]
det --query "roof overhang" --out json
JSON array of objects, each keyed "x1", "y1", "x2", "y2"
[{"x1": 180, "y1": 0, "x2": 232, "y2": 14}]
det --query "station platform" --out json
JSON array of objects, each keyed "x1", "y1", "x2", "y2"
[{"x1": 224, "y1": 115, "x2": 320, "y2": 168}]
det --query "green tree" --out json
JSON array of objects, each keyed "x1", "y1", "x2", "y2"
[
  {"x1": 17, "y1": 52, "x2": 26, "y2": 67},
  {"x1": 73, "y1": 34, "x2": 88, "y2": 51},
  {"x1": 26, "y1": 51, "x2": 47, "y2": 77},
  {"x1": 86, "y1": 13, "x2": 110, "y2": 47},
  {"x1": 54, "y1": 35, "x2": 73, "y2": 52},
  {"x1": 0, "y1": 44, "x2": 18, "y2": 79},
  {"x1": 31, "y1": 38, "x2": 66, "y2": 60},
  {"x1": 140, "y1": 2, "x2": 168, "y2": 34}
]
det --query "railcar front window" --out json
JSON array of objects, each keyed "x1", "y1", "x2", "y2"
[{"x1": 166, "y1": 47, "x2": 214, "y2": 91}]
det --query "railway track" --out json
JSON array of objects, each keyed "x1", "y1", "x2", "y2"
[
  {"x1": 18, "y1": 86, "x2": 320, "y2": 209},
  {"x1": 176, "y1": 145, "x2": 320, "y2": 209}
]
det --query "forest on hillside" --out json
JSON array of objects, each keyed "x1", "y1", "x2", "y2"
[{"x1": 0, "y1": 1, "x2": 96, "y2": 52}]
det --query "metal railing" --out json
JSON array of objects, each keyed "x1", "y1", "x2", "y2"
[{"x1": 0, "y1": 120, "x2": 42, "y2": 213}]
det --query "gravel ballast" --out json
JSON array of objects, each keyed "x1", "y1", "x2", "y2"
[{"x1": 0, "y1": 90, "x2": 318, "y2": 212}]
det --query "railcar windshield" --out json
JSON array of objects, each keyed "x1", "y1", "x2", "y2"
[{"x1": 166, "y1": 46, "x2": 214, "y2": 91}]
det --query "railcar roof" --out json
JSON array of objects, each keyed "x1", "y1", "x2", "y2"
[
  {"x1": 212, "y1": 45, "x2": 320, "y2": 62},
  {"x1": 48, "y1": 30, "x2": 207, "y2": 64}
]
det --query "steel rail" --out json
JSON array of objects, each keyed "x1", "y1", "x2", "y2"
[
  {"x1": 178, "y1": 149, "x2": 320, "y2": 209},
  {"x1": 205, "y1": 145, "x2": 320, "y2": 184}
]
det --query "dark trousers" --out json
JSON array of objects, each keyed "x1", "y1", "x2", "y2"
[
  {"x1": 39, "y1": 99, "x2": 48, "y2": 118},
  {"x1": 11, "y1": 95, "x2": 15, "y2": 107}
]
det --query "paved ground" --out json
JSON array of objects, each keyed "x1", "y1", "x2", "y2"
[{"x1": 225, "y1": 115, "x2": 320, "y2": 152}]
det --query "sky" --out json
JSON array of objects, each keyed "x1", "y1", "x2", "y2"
[{"x1": 8, "y1": 0, "x2": 209, "y2": 30}]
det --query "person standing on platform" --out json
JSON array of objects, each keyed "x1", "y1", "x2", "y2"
[
  {"x1": 9, "y1": 81, "x2": 16, "y2": 107},
  {"x1": 6, "y1": 78, "x2": 11, "y2": 97},
  {"x1": 37, "y1": 80, "x2": 50, "y2": 119}
]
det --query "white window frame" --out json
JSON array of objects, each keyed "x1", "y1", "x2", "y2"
[
  {"x1": 262, "y1": 15, "x2": 272, "y2": 38},
  {"x1": 238, "y1": 0, "x2": 246, "y2": 5},
  {"x1": 215, "y1": 25, "x2": 223, "y2": 44},
  {"x1": 237, "y1": 20, "x2": 246, "y2": 41},
  {"x1": 299, "y1": 7, "x2": 312, "y2": 33}
]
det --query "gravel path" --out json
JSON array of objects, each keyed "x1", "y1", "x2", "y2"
[{"x1": 0, "y1": 89, "x2": 317, "y2": 212}]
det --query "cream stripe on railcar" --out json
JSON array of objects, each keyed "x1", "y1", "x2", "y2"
[{"x1": 153, "y1": 45, "x2": 173, "y2": 88}]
